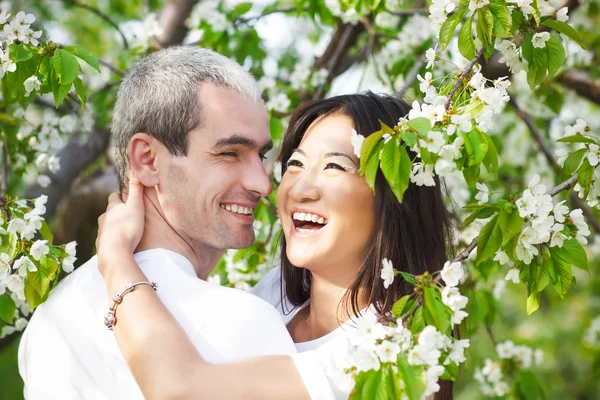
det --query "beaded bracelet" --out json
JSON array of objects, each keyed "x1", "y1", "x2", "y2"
[{"x1": 104, "y1": 281, "x2": 158, "y2": 331}]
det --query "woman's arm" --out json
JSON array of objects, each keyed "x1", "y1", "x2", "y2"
[{"x1": 96, "y1": 179, "x2": 310, "y2": 400}]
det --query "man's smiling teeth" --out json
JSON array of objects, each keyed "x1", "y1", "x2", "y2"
[
  {"x1": 221, "y1": 204, "x2": 253, "y2": 215},
  {"x1": 292, "y1": 212, "x2": 327, "y2": 225}
]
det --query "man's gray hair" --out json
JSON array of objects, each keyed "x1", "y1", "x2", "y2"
[{"x1": 111, "y1": 46, "x2": 262, "y2": 189}]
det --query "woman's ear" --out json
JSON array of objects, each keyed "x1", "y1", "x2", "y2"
[{"x1": 127, "y1": 133, "x2": 160, "y2": 187}]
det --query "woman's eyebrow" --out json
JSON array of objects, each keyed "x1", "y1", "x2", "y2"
[{"x1": 325, "y1": 152, "x2": 358, "y2": 166}]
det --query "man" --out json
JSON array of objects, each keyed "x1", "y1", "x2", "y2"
[{"x1": 18, "y1": 46, "x2": 304, "y2": 399}]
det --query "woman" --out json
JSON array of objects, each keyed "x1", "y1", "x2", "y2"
[{"x1": 97, "y1": 92, "x2": 455, "y2": 399}]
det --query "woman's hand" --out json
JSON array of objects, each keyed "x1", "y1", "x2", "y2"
[{"x1": 96, "y1": 175, "x2": 146, "y2": 280}]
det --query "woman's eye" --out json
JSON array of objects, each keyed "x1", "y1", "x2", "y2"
[
  {"x1": 286, "y1": 159, "x2": 303, "y2": 168},
  {"x1": 325, "y1": 163, "x2": 346, "y2": 171}
]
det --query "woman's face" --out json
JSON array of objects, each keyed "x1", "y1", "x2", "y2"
[{"x1": 277, "y1": 114, "x2": 376, "y2": 278}]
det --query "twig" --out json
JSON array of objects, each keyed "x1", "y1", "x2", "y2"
[
  {"x1": 99, "y1": 59, "x2": 127, "y2": 76},
  {"x1": 389, "y1": 9, "x2": 429, "y2": 16},
  {"x1": 237, "y1": 6, "x2": 304, "y2": 24},
  {"x1": 398, "y1": 53, "x2": 426, "y2": 99},
  {"x1": 486, "y1": 325, "x2": 498, "y2": 346},
  {"x1": 444, "y1": 46, "x2": 486, "y2": 110},
  {"x1": 509, "y1": 98, "x2": 600, "y2": 233},
  {"x1": 314, "y1": 24, "x2": 358, "y2": 100},
  {"x1": 0, "y1": 139, "x2": 9, "y2": 220},
  {"x1": 64, "y1": 0, "x2": 129, "y2": 49},
  {"x1": 89, "y1": 80, "x2": 122, "y2": 100}
]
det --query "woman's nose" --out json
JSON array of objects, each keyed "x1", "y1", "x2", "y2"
[{"x1": 288, "y1": 167, "x2": 320, "y2": 202}]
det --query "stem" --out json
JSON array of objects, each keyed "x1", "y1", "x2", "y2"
[
  {"x1": 389, "y1": 9, "x2": 429, "y2": 16},
  {"x1": 314, "y1": 24, "x2": 357, "y2": 100},
  {"x1": 64, "y1": 0, "x2": 130, "y2": 49},
  {"x1": 0, "y1": 138, "x2": 9, "y2": 220},
  {"x1": 444, "y1": 46, "x2": 486, "y2": 110},
  {"x1": 98, "y1": 59, "x2": 127, "y2": 76}
]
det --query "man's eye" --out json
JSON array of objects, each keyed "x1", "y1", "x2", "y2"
[
  {"x1": 325, "y1": 163, "x2": 346, "y2": 171},
  {"x1": 259, "y1": 154, "x2": 267, "y2": 161},
  {"x1": 286, "y1": 159, "x2": 303, "y2": 168},
  {"x1": 220, "y1": 152, "x2": 238, "y2": 157}
]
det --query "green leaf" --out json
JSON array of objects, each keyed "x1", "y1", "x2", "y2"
[
  {"x1": 482, "y1": 134, "x2": 498, "y2": 175},
  {"x1": 13, "y1": 44, "x2": 33, "y2": 62},
  {"x1": 463, "y1": 207, "x2": 498, "y2": 227},
  {"x1": 424, "y1": 287, "x2": 451, "y2": 334},
  {"x1": 458, "y1": 14, "x2": 476, "y2": 60},
  {"x1": 0, "y1": 294, "x2": 16, "y2": 324},
  {"x1": 232, "y1": 2, "x2": 253, "y2": 16},
  {"x1": 381, "y1": 140, "x2": 412, "y2": 203},
  {"x1": 463, "y1": 164, "x2": 480, "y2": 187},
  {"x1": 561, "y1": 148, "x2": 586, "y2": 180},
  {"x1": 362, "y1": 141, "x2": 384, "y2": 190},
  {"x1": 400, "y1": 272, "x2": 418, "y2": 285},
  {"x1": 439, "y1": 6, "x2": 467, "y2": 48},
  {"x1": 518, "y1": 369, "x2": 542, "y2": 400},
  {"x1": 476, "y1": 7, "x2": 494, "y2": 47},
  {"x1": 359, "y1": 129, "x2": 385, "y2": 172},
  {"x1": 405, "y1": 118, "x2": 431, "y2": 136},
  {"x1": 577, "y1": 158, "x2": 594, "y2": 198},
  {"x1": 527, "y1": 292, "x2": 540, "y2": 315},
  {"x1": 39, "y1": 221, "x2": 54, "y2": 242},
  {"x1": 52, "y1": 49, "x2": 80, "y2": 85},
  {"x1": 554, "y1": 238, "x2": 588, "y2": 272},
  {"x1": 399, "y1": 130, "x2": 418, "y2": 147},
  {"x1": 53, "y1": 83, "x2": 72, "y2": 107},
  {"x1": 543, "y1": 19, "x2": 587, "y2": 50},
  {"x1": 269, "y1": 117, "x2": 285, "y2": 142},
  {"x1": 546, "y1": 35, "x2": 565, "y2": 77},
  {"x1": 73, "y1": 76, "x2": 85, "y2": 107},
  {"x1": 397, "y1": 354, "x2": 426, "y2": 400},
  {"x1": 392, "y1": 295, "x2": 415, "y2": 318},
  {"x1": 489, "y1": 2, "x2": 512, "y2": 38},
  {"x1": 464, "y1": 128, "x2": 489, "y2": 166},
  {"x1": 0, "y1": 233, "x2": 17, "y2": 258},
  {"x1": 63, "y1": 46, "x2": 100, "y2": 72},
  {"x1": 521, "y1": 34, "x2": 534, "y2": 64},
  {"x1": 498, "y1": 207, "x2": 524, "y2": 246},
  {"x1": 24, "y1": 279, "x2": 45, "y2": 309},
  {"x1": 550, "y1": 249, "x2": 572, "y2": 298},
  {"x1": 531, "y1": 0, "x2": 541, "y2": 24},
  {"x1": 477, "y1": 214, "x2": 502, "y2": 264},
  {"x1": 557, "y1": 135, "x2": 597, "y2": 144},
  {"x1": 410, "y1": 306, "x2": 425, "y2": 333}
]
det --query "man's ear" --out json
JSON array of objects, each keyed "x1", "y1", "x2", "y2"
[{"x1": 127, "y1": 133, "x2": 160, "y2": 187}]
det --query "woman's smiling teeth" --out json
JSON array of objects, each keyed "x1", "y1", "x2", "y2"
[
  {"x1": 221, "y1": 204, "x2": 253, "y2": 215},
  {"x1": 292, "y1": 212, "x2": 327, "y2": 232}
]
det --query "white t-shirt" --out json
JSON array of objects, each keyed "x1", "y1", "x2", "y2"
[
  {"x1": 252, "y1": 267, "x2": 373, "y2": 400},
  {"x1": 19, "y1": 249, "x2": 297, "y2": 400}
]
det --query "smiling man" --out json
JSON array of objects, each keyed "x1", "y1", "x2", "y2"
[{"x1": 18, "y1": 46, "x2": 299, "y2": 400}]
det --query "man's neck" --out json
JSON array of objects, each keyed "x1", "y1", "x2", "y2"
[{"x1": 135, "y1": 196, "x2": 223, "y2": 280}]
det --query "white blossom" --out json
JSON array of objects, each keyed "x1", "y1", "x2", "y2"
[
  {"x1": 565, "y1": 119, "x2": 588, "y2": 136},
  {"x1": 556, "y1": 7, "x2": 569, "y2": 22},
  {"x1": 13, "y1": 256, "x2": 37, "y2": 277},
  {"x1": 266, "y1": 93, "x2": 290, "y2": 113},
  {"x1": 504, "y1": 268, "x2": 520, "y2": 284},
  {"x1": 350, "y1": 129, "x2": 365, "y2": 158},
  {"x1": 587, "y1": 144, "x2": 600, "y2": 167},
  {"x1": 374, "y1": 340, "x2": 401, "y2": 363},
  {"x1": 380, "y1": 258, "x2": 395, "y2": 289},
  {"x1": 441, "y1": 261, "x2": 464, "y2": 287},
  {"x1": 425, "y1": 46, "x2": 438, "y2": 69},
  {"x1": 475, "y1": 183, "x2": 490, "y2": 205},
  {"x1": 469, "y1": 0, "x2": 489, "y2": 11},
  {"x1": 23, "y1": 75, "x2": 41, "y2": 96},
  {"x1": 410, "y1": 163, "x2": 436, "y2": 187},
  {"x1": 420, "y1": 130, "x2": 446, "y2": 153},
  {"x1": 445, "y1": 339, "x2": 470, "y2": 365},
  {"x1": 30, "y1": 240, "x2": 49, "y2": 261},
  {"x1": 532, "y1": 32, "x2": 551, "y2": 48}
]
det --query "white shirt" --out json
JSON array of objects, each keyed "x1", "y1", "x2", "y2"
[
  {"x1": 19, "y1": 249, "x2": 297, "y2": 400},
  {"x1": 252, "y1": 268, "x2": 374, "y2": 400}
]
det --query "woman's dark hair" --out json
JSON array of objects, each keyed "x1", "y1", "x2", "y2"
[{"x1": 278, "y1": 92, "x2": 456, "y2": 399}]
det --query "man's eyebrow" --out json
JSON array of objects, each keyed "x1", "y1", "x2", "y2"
[
  {"x1": 325, "y1": 152, "x2": 358, "y2": 166},
  {"x1": 212, "y1": 134, "x2": 272, "y2": 153}
]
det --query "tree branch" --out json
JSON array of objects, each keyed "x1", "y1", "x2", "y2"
[
  {"x1": 509, "y1": 98, "x2": 600, "y2": 233},
  {"x1": 64, "y1": 0, "x2": 129, "y2": 49},
  {"x1": 313, "y1": 23, "x2": 364, "y2": 100},
  {"x1": 88, "y1": 80, "x2": 122, "y2": 101},
  {"x1": 445, "y1": 46, "x2": 486, "y2": 110},
  {"x1": 397, "y1": 53, "x2": 426, "y2": 99},
  {"x1": 154, "y1": 0, "x2": 199, "y2": 48},
  {"x1": 237, "y1": 7, "x2": 304, "y2": 24},
  {"x1": 389, "y1": 9, "x2": 429, "y2": 16},
  {"x1": 0, "y1": 138, "x2": 8, "y2": 220},
  {"x1": 98, "y1": 59, "x2": 127, "y2": 77},
  {"x1": 557, "y1": 71, "x2": 600, "y2": 106}
]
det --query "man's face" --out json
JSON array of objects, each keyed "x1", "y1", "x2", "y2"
[{"x1": 157, "y1": 83, "x2": 272, "y2": 250}]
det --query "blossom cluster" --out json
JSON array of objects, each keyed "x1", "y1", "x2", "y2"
[
  {"x1": 400, "y1": 67, "x2": 510, "y2": 187},
  {"x1": 440, "y1": 261, "x2": 469, "y2": 325},
  {"x1": 324, "y1": 0, "x2": 362, "y2": 25},
  {"x1": 338, "y1": 312, "x2": 470, "y2": 398},
  {"x1": 0, "y1": 195, "x2": 77, "y2": 335},
  {"x1": 0, "y1": 6, "x2": 41, "y2": 78},
  {"x1": 378, "y1": 15, "x2": 434, "y2": 70},
  {"x1": 187, "y1": 0, "x2": 233, "y2": 39},
  {"x1": 119, "y1": 13, "x2": 163, "y2": 51},
  {"x1": 475, "y1": 340, "x2": 543, "y2": 397}
]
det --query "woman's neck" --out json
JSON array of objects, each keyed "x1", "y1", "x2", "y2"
[{"x1": 289, "y1": 271, "x2": 367, "y2": 343}]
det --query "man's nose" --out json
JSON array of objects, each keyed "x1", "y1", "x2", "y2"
[{"x1": 243, "y1": 156, "x2": 272, "y2": 197}]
